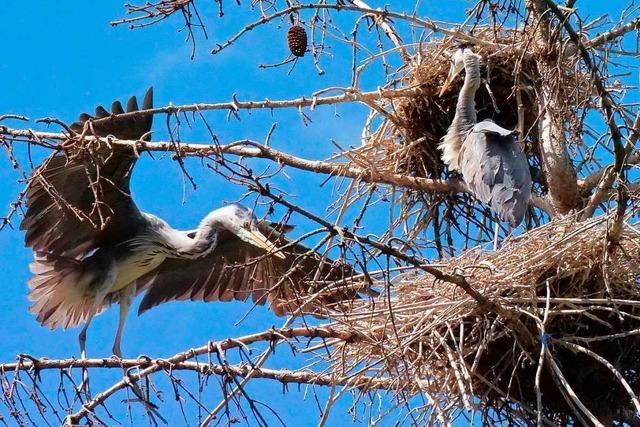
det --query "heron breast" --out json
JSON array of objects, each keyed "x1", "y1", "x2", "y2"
[{"x1": 110, "y1": 251, "x2": 167, "y2": 292}]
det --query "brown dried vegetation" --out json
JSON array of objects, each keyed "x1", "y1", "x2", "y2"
[{"x1": 329, "y1": 215, "x2": 640, "y2": 424}]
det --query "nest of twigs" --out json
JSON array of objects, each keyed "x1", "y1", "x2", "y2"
[
  {"x1": 352, "y1": 29, "x2": 589, "y2": 249},
  {"x1": 397, "y1": 37, "x2": 539, "y2": 179},
  {"x1": 329, "y1": 215, "x2": 640, "y2": 425}
]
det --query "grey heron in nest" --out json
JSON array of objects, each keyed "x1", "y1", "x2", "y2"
[
  {"x1": 21, "y1": 88, "x2": 358, "y2": 357},
  {"x1": 439, "y1": 47, "x2": 532, "y2": 227}
]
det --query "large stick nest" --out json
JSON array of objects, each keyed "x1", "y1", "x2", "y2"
[
  {"x1": 352, "y1": 29, "x2": 589, "y2": 251},
  {"x1": 328, "y1": 215, "x2": 640, "y2": 425}
]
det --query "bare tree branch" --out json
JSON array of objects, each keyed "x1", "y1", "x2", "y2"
[
  {"x1": 58, "y1": 326, "x2": 361, "y2": 423},
  {"x1": 0, "y1": 127, "x2": 553, "y2": 213},
  {"x1": 208, "y1": 3, "x2": 507, "y2": 55},
  {"x1": 587, "y1": 16, "x2": 640, "y2": 48},
  {"x1": 23, "y1": 87, "x2": 423, "y2": 123},
  {"x1": 4, "y1": 1, "x2": 640, "y2": 425},
  {"x1": 2, "y1": 356, "x2": 391, "y2": 389}
]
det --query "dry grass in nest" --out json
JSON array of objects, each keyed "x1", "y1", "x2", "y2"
[{"x1": 328, "y1": 215, "x2": 640, "y2": 425}]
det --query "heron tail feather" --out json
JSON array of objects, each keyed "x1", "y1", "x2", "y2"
[{"x1": 27, "y1": 253, "x2": 107, "y2": 330}]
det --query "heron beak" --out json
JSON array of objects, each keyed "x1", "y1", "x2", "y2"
[
  {"x1": 240, "y1": 228, "x2": 286, "y2": 259},
  {"x1": 439, "y1": 62, "x2": 463, "y2": 97}
]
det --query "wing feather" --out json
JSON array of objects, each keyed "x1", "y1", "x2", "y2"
[
  {"x1": 20, "y1": 88, "x2": 154, "y2": 257},
  {"x1": 461, "y1": 120, "x2": 532, "y2": 226},
  {"x1": 136, "y1": 223, "x2": 361, "y2": 316}
]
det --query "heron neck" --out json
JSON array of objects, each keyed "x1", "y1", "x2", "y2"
[
  {"x1": 181, "y1": 224, "x2": 219, "y2": 258},
  {"x1": 456, "y1": 52, "x2": 480, "y2": 130},
  {"x1": 440, "y1": 52, "x2": 481, "y2": 170},
  {"x1": 162, "y1": 218, "x2": 221, "y2": 259}
]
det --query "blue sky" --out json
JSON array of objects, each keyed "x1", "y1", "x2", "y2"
[{"x1": 0, "y1": 0, "x2": 634, "y2": 425}]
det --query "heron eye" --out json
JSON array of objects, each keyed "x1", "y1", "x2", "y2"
[{"x1": 244, "y1": 222, "x2": 250, "y2": 228}]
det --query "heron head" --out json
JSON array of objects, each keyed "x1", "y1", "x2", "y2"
[
  {"x1": 218, "y1": 204, "x2": 285, "y2": 259},
  {"x1": 439, "y1": 48, "x2": 467, "y2": 97}
]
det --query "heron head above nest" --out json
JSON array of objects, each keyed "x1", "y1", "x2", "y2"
[{"x1": 439, "y1": 47, "x2": 484, "y2": 96}]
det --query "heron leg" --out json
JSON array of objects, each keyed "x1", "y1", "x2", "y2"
[
  {"x1": 493, "y1": 219, "x2": 501, "y2": 251},
  {"x1": 112, "y1": 285, "x2": 134, "y2": 358},
  {"x1": 77, "y1": 316, "x2": 94, "y2": 397},
  {"x1": 78, "y1": 317, "x2": 92, "y2": 358}
]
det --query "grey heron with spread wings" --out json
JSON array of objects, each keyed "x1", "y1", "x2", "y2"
[
  {"x1": 21, "y1": 88, "x2": 357, "y2": 357},
  {"x1": 439, "y1": 47, "x2": 532, "y2": 227}
]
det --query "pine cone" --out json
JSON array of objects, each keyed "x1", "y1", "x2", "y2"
[{"x1": 287, "y1": 25, "x2": 308, "y2": 57}]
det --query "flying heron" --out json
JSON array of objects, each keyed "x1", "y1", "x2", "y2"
[
  {"x1": 439, "y1": 47, "x2": 532, "y2": 227},
  {"x1": 21, "y1": 88, "x2": 357, "y2": 357}
]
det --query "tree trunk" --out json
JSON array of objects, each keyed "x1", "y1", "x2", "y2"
[{"x1": 526, "y1": 0, "x2": 581, "y2": 215}]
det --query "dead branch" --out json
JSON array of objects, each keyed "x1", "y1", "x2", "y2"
[
  {"x1": 3, "y1": 1, "x2": 640, "y2": 425},
  {"x1": 2, "y1": 356, "x2": 390, "y2": 390},
  {"x1": 543, "y1": 0, "x2": 633, "y2": 222},
  {"x1": 208, "y1": 3, "x2": 506, "y2": 55},
  {"x1": 59, "y1": 326, "x2": 361, "y2": 423},
  {"x1": 587, "y1": 16, "x2": 640, "y2": 48},
  {"x1": 0, "y1": 127, "x2": 553, "y2": 214},
  {"x1": 13, "y1": 87, "x2": 423, "y2": 124}
]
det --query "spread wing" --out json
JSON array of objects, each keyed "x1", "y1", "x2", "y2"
[
  {"x1": 137, "y1": 222, "x2": 360, "y2": 316},
  {"x1": 460, "y1": 120, "x2": 532, "y2": 227},
  {"x1": 20, "y1": 88, "x2": 154, "y2": 257}
]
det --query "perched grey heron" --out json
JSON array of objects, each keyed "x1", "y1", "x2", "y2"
[
  {"x1": 21, "y1": 88, "x2": 356, "y2": 357},
  {"x1": 439, "y1": 47, "x2": 532, "y2": 227}
]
